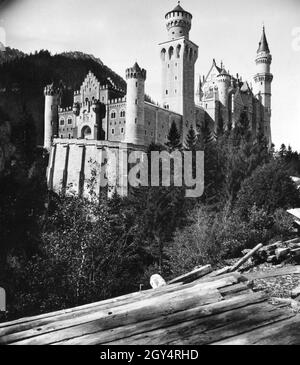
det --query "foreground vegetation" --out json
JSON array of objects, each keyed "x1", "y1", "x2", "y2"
[{"x1": 0, "y1": 107, "x2": 300, "y2": 320}]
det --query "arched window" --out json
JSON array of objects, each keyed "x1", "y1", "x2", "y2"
[
  {"x1": 168, "y1": 46, "x2": 174, "y2": 60},
  {"x1": 110, "y1": 110, "x2": 116, "y2": 119},
  {"x1": 60, "y1": 119, "x2": 64, "y2": 125},
  {"x1": 161, "y1": 48, "x2": 166, "y2": 61},
  {"x1": 81, "y1": 125, "x2": 92, "y2": 139},
  {"x1": 67, "y1": 118, "x2": 72, "y2": 124},
  {"x1": 176, "y1": 44, "x2": 181, "y2": 58},
  {"x1": 120, "y1": 110, "x2": 126, "y2": 118}
]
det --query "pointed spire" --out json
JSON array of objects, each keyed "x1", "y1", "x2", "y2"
[{"x1": 257, "y1": 25, "x2": 270, "y2": 53}]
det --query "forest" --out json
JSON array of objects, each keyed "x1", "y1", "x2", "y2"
[{"x1": 0, "y1": 50, "x2": 300, "y2": 320}]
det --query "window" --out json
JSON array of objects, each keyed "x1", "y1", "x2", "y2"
[
  {"x1": 112, "y1": 129, "x2": 115, "y2": 135},
  {"x1": 166, "y1": 90, "x2": 168, "y2": 95},
  {"x1": 68, "y1": 118, "x2": 72, "y2": 124},
  {"x1": 61, "y1": 135, "x2": 63, "y2": 138},
  {"x1": 135, "y1": 99, "x2": 138, "y2": 104},
  {"x1": 110, "y1": 111, "x2": 116, "y2": 119},
  {"x1": 60, "y1": 119, "x2": 64, "y2": 125},
  {"x1": 135, "y1": 118, "x2": 137, "y2": 124},
  {"x1": 121, "y1": 128, "x2": 124, "y2": 134},
  {"x1": 136, "y1": 82, "x2": 138, "y2": 87},
  {"x1": 120, "y1": 110, "x2": 126, "y2": 118},
  {"x1": 145, "y1": 130, "x2": 147, "y2": 135}
]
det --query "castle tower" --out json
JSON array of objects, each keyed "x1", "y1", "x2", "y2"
[
  {"x1": 44, "y1": 84, "x2": 60, "y2": 150},
  {"x1": 124, "y1": 62, "x2": 146, "y2": 145},
  {"x1": 160, "y1": 2, "x2": 198, "y2": 139},
  {"x1": 254, "y1": 26, "x2": 273, "y2": 144},
  {"x1": 217, "y1": 68, "x2": 231, "y2": 129}
]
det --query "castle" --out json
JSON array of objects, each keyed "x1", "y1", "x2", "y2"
[{"x1": 45, "y1": 2, "x2": 273, "y2": 197}]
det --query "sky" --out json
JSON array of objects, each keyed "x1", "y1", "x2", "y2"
[{"x1": 0, "y1": 0, "x2": 299, "y2": 150}]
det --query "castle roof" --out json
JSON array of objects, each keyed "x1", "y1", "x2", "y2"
[
  {"x1": 166, "y1": 2, "x2": 192, "y2": 18},
  {"x1": 257, "y1": 26, "x2": 270, "y2": 53},
  {"x1": 173, "y1": 2, "x2": 185, "y2": 12},
  {"x1": 132, "y1": 62, "x2": 142, "y2": 72}
]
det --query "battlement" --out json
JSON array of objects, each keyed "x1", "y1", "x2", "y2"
[
  {"x1": 44, "y1": 84, "x2": 60, "y2": 96},
  {"x1": 59, "y1": 106, "x2": 73, "y2": 113},
  {"x1": 108, "y1": 97, "x2": 127, "y2": 105},
  {"x1": 126, "y1": 63, "x2": 147, "y2": 80}
]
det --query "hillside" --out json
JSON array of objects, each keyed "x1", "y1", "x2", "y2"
[
  {"x1": 0, "y1": 46, "x2": 25, "y2": 64},
  {"x1": 0, "y1": 49, "x2": 126, "y2": 144}
]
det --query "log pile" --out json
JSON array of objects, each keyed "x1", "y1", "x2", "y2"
[
  {"x1": 1, "y1": 264, "x2": 300, "y2": 345},
  {"x1": 252, "y1": 238, "x2": 300, "y2": 266}
]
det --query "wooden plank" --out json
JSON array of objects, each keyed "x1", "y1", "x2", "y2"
[
  {"x1": 169, "y1": 306, "x2": 295, "y2": 345},
  {"x1": 2, "y1": 277, "x2": 241, "y2": 344},
  {"x1": 213, "y1": 315, "x2": 300, "y2": 345},
  {"x1": 229, "y1": 244, "x2": 263, "y2": 272},
  {"x1": 168, "y1": 265, "x2": 212, "y2": 284},
  {"x1": 7, "y1": 289, "x2": 221, "y2": 345},
  {"x1": 51, "y1": 292, "x2": 268, "y2": 345},
  {"x1": 0, "y1": 273, "x2": 245, "y2": 337},
  {"x1": 103, "y1": 302, "x2": 293, "y2": 345}
]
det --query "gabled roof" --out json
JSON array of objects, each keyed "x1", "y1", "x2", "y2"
[{"x1": 204, "y1": 59, "x2": 222, "y2": 83}]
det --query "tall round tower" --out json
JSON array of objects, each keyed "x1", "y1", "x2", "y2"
[
  {"x1": 217, "y1": 69, "x2": 231, "y2": 128},
  {"x1": 254, "y1": 26, "x2": 273, "y2": 144},
  {"x1": 44, "y1": 84, "x2": 60, "y2": 150},
  {"x1": 165, "y1": 1, "x2": 192, "y2": 40},
  {"x1": 124, "y1": 62, "x2": 146, "y2": 145}
]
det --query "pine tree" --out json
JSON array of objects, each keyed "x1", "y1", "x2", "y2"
[
  {"x1": 167, "y1": 121, "x2": 182, "y2": 151},
  {"x1": 184, "y1": 125, "x2": 198, "y2": 150},
  {"x1": 279, "y1": 144, "x2": 287, "y2": 159}
]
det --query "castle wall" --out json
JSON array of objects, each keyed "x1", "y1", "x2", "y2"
[{"x1": 47, "y1": 139, "x2": 141, "y2": 198}]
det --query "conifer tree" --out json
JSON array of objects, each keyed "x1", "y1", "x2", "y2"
[
  {"x1": 167, "y1": 121, "x2": 182, "y2": 151},
  {"x1": 184, "y1": 125, "x2": 198, "y2": 150}
]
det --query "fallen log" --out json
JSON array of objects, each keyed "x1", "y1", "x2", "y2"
[
  {"x1": 229, "y1": 244, "x2": 263, "y2": 272},
  {"x1": 275, "y1": 247, "x2": 290, "y2": 260},
  {"x1": 106, "y1": 301, "x2": 293, "y2": 345},
  {"x1": 1, "y1": 276, "x2": 243, "y2": 345},
  {"x1": 213, "y1": 314, "x2": 300, "y2": 345},
  {"x1": 168, "y1": 265, "x2": 212, "y2": 284},
  {"x1": 51, "y1": 292, "x2": 267, "y2": 345}
]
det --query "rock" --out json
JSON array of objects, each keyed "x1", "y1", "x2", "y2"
[{"x1": 150, "y1": 274, "x2": 166, "y2": 289}]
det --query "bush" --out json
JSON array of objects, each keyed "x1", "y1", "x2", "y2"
[{"x1": 236, "y1": 160, "x2": 300, "y2": 218}]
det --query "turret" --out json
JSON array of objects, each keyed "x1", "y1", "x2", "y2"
[
  {"x1": 254, "y1": 26, "x2": 273, "y2": 144},
  {"x1": 92, "y1": 99, "x2": 106, "y2": 140},
  {"x1": 124, "y1": 62, "x2": 146, "y2": 145},
  {"x1": 44, "y1": 84, "x2": 60, "y2": 150},
  {"x1": 217, "y1": 68, "x2": 231, "y2": 127},
  {"x1": 165, "y1": 2, "x2": 192, "y2": 40}
]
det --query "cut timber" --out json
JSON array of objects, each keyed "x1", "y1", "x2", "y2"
[
  {"x1": 168, "y1": 265, "x2": 212, "y2": 284},
  {"x1": 1, "y1": 276, "x2": 244, "y2": 345},
  {"x1": 275, "y1": 247, "x2": 290, "y2": 260},
  {"x1": 229, "y1": 244, "x2": 263, "y2": 272},
  {"x1": 0, "y1": 273, "x2": 246, "y2": 338},
  {"x1": 213, "y1": 314, "x2": 300, "y2": 345},
  {"x1": 50, "y1": 292, "x2": 268, "y2": 345},
  {"x1": 105, "y1": 302, "x2": 293, "y2": 345},
  {"x1": 207, "y1": 267, "x2": 232, "y2": 277}
]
